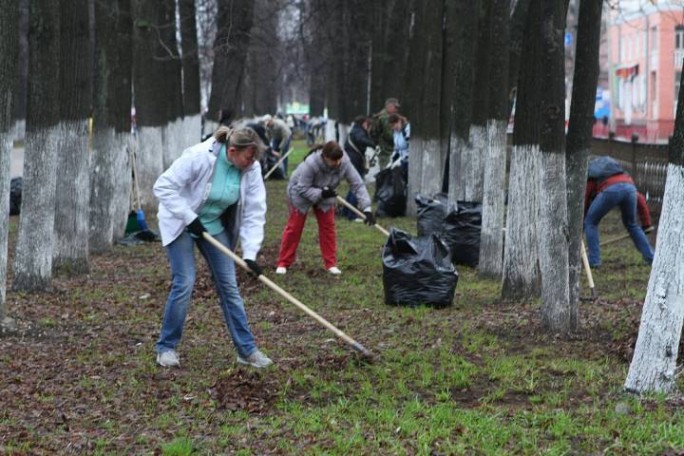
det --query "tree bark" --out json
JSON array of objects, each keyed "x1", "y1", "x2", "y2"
[
  {"x1": 443, "y1": 0, "x2": 478, "y2": 214},
  {"x1": 242, "y1": 0, "x2": 279, "y2": 116},
  {"x1": 403, "y1": 0, "x2": 447, "y2": 215},
  {"x1": 565, "y1": 0, "x2": 602, "y2": 309},
  {"x1": 132, "y1": 0, "x2": 174, "y2": 207},
  {"x1": 478, "y1": 0, "x2": 511, "y2": 279},
  {"x1": 53, "y1": 0, "x2": 92, "y2": 274},
  {"x1": 0, "y1": 0, "x2": 19, "y2": 321},
  {"x1": 537, "y1": 0, "x2": 571, "y2": 334},
  {"x1": 624, "y1": 66, "x2": 684, "y2": 394},
  {"x1": 90, "y1": 0, "x2": 133, "y2": 251},
  {"x1": 178, "y1": 0, "x2": 202, "y2": 146},
  {"x1": 179, "y1": 0, "x2": 201, "y2": 117},
  {"x1": 207, "y1": 0, "x2": 255, "y2": 118},
  {"x1": 13, "y1": 0, "x2": 61, "y2": 291},
  {"x1": 502, "y1": 0, "x2": 542, "y2": 301}
]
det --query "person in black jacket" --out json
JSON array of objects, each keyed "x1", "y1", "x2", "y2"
[{"x1": 342, "y1": 116, "x2": 376, "y2": 221}]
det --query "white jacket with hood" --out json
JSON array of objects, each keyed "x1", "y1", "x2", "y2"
[{"x1": 153, "y1": 137, "x2": 266, "y2": 260}]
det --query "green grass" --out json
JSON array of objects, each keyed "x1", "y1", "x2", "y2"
[{"x1": 1, "y1": 139, "x2": 679, "y2": 455}]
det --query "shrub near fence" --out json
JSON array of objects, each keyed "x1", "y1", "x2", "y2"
[{"x1": 591, "y1": 136, "x2": 668, "y2": 220}]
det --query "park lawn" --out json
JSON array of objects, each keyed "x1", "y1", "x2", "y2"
[{"x1": 1, "y1": 139, "x2": 681, "y2": 455}]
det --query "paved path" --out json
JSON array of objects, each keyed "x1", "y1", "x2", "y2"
[{"x1": 11, "y1": 147, "x2": 23, "y2": 178}]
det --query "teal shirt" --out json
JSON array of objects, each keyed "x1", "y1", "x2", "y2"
[{"x1": 198, "y1": 144, "x2": 241, "y2": 235}]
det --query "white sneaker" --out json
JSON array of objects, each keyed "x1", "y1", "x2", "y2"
[
  {"x1": 237, "y1": 349, "x2": 273, "y2": 368},
  {"x1": 156, "y1": 350, "x2": 180, "y2": 368},
  {"x1": 275, "y1": 266, "x2": 287, "y2": 274},
  {"x1": 327, "y1": 266, "x2": 342, "y2": 275}
]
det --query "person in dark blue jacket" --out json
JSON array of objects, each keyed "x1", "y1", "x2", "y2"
[{"x1": 342, "y1": 116, "x2": 376, "y2": 221}]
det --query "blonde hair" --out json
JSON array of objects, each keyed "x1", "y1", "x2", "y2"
[
  {"x1": 213, "y1": 126, "x2": 264, "y2": 159},
  {"x1": 213, "y1": 125, "x2": 232, "y2": 143}
]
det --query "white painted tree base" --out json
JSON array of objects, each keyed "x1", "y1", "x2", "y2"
[{"x1": 625, "y1": 163, "x2": 684, "y2": 394}]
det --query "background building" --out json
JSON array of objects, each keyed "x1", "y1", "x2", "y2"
[{"x1": 607, "y1": 2, "x2": 684, "y2": 143}]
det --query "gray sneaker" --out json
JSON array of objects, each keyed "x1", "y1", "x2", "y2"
[
  {"x1": 156, "y1": 350, "x2": 180, "y2": 367},
  {"x1": 237, "y1": 349, "x2": 273, "y2": 368}
]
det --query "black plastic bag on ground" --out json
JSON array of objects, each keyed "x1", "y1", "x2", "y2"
[
  {"x1": 382, "y1": 228, "x2": 458, "y2": 308},
  {"x1": 9, "y1": 177, "x2": 22, "y2": 215},
  {"x1": 374, "y1": 167, "x2": 407, "y2": 217},
  {"x1": 416, "y1": 193, "x2": 448, "y2": 236},
  {"x1": 441, "y1": 201, "x2": 482, "y2": 267}
]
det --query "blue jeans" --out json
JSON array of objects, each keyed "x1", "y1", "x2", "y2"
[
  {"x1": 156, "y1": 230, "x2": 257, "y2": 358},
  {"x1": 584, "y1": 182, "x2": 654, "y2": 267}
]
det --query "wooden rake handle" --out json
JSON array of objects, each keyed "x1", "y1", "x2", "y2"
[
  {"x1": 263, "y1": 147, "x2": 295, "y2": 180},
  {"x1": 335, "y1": 196, "x2": 390, "y2": 237},
  {"x1": 201, "y1": 232, "x2": 371, "y2": 356},
  {"x1": 580, "y1": 240, "x2": 597, "y2": 298}
]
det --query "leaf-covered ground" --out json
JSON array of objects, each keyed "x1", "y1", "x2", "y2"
[{"x1": 2, "y1": 156, "x2": 681, "y2": 455}]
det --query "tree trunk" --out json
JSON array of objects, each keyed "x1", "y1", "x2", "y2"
[
  {"x1": 443, "y1": 0, "x2": 478, "y2": 214},
  {"x1": 207, "y1": 0, "x2": 255, "y2": 118},
  {"x1": 53, "y1": 0, "x2": 92, "y2": 274},
  {"x1": 403, "y1": 0, "x2": 446, "y2": 215},
  {"x1": 565, "y1": 0, "x2": 602, "y2": 308},
  {"x1": 90, "y1": 0, "x2": 133, "y2": 251},
  {"x1": 13, "y1": 0, "x2": 61, "y2": 291},
  {"x1": 460, "y1": 0, "x2": 491, "y2": 203},
  {"x1": 242, "y1": 0, "x2": 279, "y2": 116},
  {"x1": 479, "y1": 0, "x2": 511, "y2": 279},
  {"x1": 537, "y1": 0, "x2": 571, "y2": 334},
  {"x1": 501, "y1": 0, "x2": 542, "y2": 301},
  {"x1": 502, "y1": 145, "x2": 540, "y2": 300},
  {"x1": 178, "y1": 0, "x2": 202, "y2": 146},
  {"x1": 624, "y1": 67, "x2": 684, "y2": 394},
  {"x1": 0, "y1": 0, "x2": 19, "y2": 322},
  {"x1": 370, "y1": 0, "x2": 412, "y2": 112},
  {"x1": 179, "y1": 0, "x2": 201, "y2": 117},
  {"x1": 132, "y1": 0, "x2": 174, "y2": 207}
]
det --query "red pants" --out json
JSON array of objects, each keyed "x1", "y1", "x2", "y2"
[{"x1": 277, "y1": 204, "x2": 337, "y2": 269}]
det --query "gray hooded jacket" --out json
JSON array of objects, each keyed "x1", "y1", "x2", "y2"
[{"x1": 287, "y1": 150, "x2": 371, "y2": 214}]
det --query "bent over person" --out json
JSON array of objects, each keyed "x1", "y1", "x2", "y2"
[
  {"x1": 276, "y1": 141, "x2": 375, "y2": 275},
  {"x1": 153, "y1": 126, "x2": 273, "y2": 369},
  {"x1": 584, "y1": 156, "x2": 655, "y2": 268}
]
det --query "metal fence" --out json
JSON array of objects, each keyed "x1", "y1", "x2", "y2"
[{"x1": 591, "y1": 137, "x2": 669, "y2": 219}]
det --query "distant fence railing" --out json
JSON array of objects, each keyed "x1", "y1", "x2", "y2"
[{"x1": 590, "y1": 137, "x2": 668, "y2": 219}]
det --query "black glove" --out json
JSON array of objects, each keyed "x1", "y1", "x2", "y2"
[
  {"x1": 321, "y1": 186, "x2": 337, "y2": 199},
  {"x1": 187, "y1": 218, "x2": 207, "y2": 237},
  {"x1": 363, "y1": 210, "x2": 376, "y2": 226},
  {"x1": 244, "y1": 259, "x2": 263, "y2": 277}
]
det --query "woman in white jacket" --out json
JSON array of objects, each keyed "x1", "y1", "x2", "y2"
[{"x1": 153, "y1": 126, "x2": 272, "y2": 369}]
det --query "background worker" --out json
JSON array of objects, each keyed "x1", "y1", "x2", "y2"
[
  {"x1": 388, "y1": 113, "x2": 410, "y2": 176},
  {"x1": 343, "y1": 115, "x2": 376, "y2": 221},
  {"x1": 584, "y1": 156, "x2": 655, "y2": 268},
  {"x1": 275, "y1": 141, "x2": 375, "y2": 275},
  {"x1": 370, "y1": 97, "x2": 407, "y2": 169},
  {"x1": 264, "y1": 114, "x2": 293, "y2": 176},
  {"x1": 153, "y1": 126, "x2": 272, "y2": 369}
]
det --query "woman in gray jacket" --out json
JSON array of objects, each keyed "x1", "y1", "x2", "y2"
[
  {"x1": 275, "y1": 141, "x2": 375, "y2": 275},
  {"x1": 153, "y1": 127, "x2": 272, "y2": 369}
]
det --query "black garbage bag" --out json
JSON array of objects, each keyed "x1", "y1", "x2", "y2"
[
  {"x1": 9, "y1": 177, "x2": 22, "y2": 215},
  {"x1": 416, "y1": 193, "x2": 448, "y2": 236},
  {"x1": 441, "y1": 201, "x2": 482, "y2": 267},
  {"x1": 382, "y1": 228, "x2": 458, "y2": 308},
  {"x1": 374, "y1": 167, "x2": 407, "y2": 217}
]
